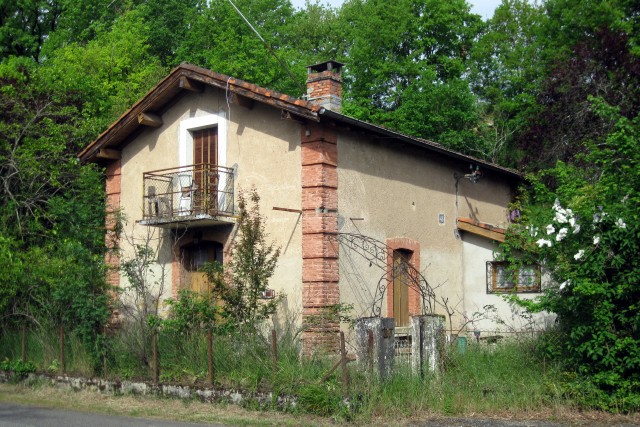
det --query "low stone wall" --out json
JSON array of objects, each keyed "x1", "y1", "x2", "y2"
[{"x1": 0, "y1": 370, "x2": 296, "y2": 410}]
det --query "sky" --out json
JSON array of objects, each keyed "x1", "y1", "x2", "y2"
[{"x1": 290, "y1": 0, "x2": 503, "y2": 20}]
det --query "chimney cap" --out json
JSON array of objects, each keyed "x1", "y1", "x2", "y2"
[{"x1": 307, "y1": 60, "x2": 344, "y2": 73}]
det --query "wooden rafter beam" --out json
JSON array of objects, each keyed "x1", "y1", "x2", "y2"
[
  {"x1": 457, "y1": 220, "x2": 505, "y2": 243},
  {"x1": 138, "y1": 112, "x2": 163, "y2": 128},
  {"x1": 231, "y1": 93, "x2": 254, "y2": 109},
  {"x1": 179, "y1": 76, "x2": 204, "y2": 93},
  {"x1": 97, "y1": 148, "x2": 121, "y2": 160},
  {"x1": 281, "y1": 110, "x2": 305, "y2": 123}
]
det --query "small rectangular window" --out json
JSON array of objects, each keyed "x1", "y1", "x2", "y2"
[{"x1": 486, "y1": 261, "x2": 540, "y2": 293}]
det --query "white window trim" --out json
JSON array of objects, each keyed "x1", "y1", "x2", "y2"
[{"x1": 178, "y1": 110, "x2": 227, "y2": 167}]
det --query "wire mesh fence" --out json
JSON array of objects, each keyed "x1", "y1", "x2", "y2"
[
  {"x1": 0, "y1": 321, "x2": 351, "y2": 389},
  {"x1": 0, "y1": 320, "x2": 566, "y2": 391}
]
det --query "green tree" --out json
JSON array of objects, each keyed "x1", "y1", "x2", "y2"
[
  {"x1": 175, "y1": 0, "x2": 303, "y2": 95},
  {"x1": 512, "y1": 0, "x2": 640, "y2": 169},
  {"x1": 209, "y1": 189, "x2": 280, "y2": 330},
  {"x1": 338, "y1": 0, "x2": 484, "y2": 151},
  {"x1": 42, "y1": 8, "x2": 165, "y2": 124},
  {"x1": 282, "y1": 0, "x2": 345, "y2": 67},
  {"x1": 134, "y1": 0, "x2": 201, "y2": 67},
  {"x1": 40, "y1": 0, "x2": 122, "y2": 56},
  {"x1": 0, "y1": 0, "x2": 63, "y2": 61},
  {"x1": 0, "y1": 55, "x2": 110, "y2": 372},
  {"x1": 469, "y1": 0, "x2": 545, "y2": 165},
  {"x1": 501, "y1": 99, "x2": 640, "y2": 410}
]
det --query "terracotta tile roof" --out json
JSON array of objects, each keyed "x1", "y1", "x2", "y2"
[
  {"x1": 78, "y1": 63, "x2": 523, "y2": 181},
  {"x1": 78, "y1": 63, "x2": 321, "y2": 162}
]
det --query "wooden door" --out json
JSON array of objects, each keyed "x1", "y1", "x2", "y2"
[
  {"x1": 183, "y1": 241, "x2": 223, "y2": 294},
  {"x1": 392, "y1": 250, "x2": 410, "y2": 327},
  {"x1": 192, "y1": 128, "x2": 218, "y2": 214}
]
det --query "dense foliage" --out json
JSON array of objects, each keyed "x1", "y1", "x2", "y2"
[
  {"x1": 197, "y1": 189, "x2": 280, "y2": 331},
  {"x1": 500, "y1": 101, "x2": 640, "y2": 410},
  {"x1": 1, "y1": 0, "x2": 638, "y2": 406}
]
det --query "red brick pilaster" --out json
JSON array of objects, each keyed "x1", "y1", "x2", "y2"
[
  {"x1": 301, "y1": 123, "x2": 340, "y2": 353},
  {"x1": 103, "y1": 160, "x2": 122, "y2": 328},
  {"x1": 105, "y1": 160, "x2": 121, "y2": 288}
]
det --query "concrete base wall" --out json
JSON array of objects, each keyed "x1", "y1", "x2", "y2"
[{"x1": 0, "y1": 371, "x2": 296, "y2": 410}]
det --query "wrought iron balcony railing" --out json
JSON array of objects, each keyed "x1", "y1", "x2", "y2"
[{"x1": 143, "y1": 164, "x2": 234, "y2": 221}]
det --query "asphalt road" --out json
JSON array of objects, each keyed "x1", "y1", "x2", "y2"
[
  {"x1": 1, "y1": 402, "x2": 639, "y2": 427},
  {"x1": 0, "y1": 402, "x2": 228, "y2": 427}
]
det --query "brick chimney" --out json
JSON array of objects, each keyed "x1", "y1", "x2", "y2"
[{"x1": 306, "y1": 60, "x2": 344, "y2": 113}]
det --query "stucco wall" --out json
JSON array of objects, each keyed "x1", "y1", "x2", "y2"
[
  {"x1": 225, "y1": 101, "x2": 304, "y2": 321},
  {"x1": 461, "y1": 233, "x2": 555, "y2": 336},
  {"x1": 336, "y1": 133, "x2": 514, "y2": 331},
  {"x1": 117, "y1": 87, "x2": 303, "y2": 317}
]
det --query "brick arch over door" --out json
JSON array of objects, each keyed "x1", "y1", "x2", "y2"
[{"x1": 386, "y1": 237, "x2": 421, "y2": 327}]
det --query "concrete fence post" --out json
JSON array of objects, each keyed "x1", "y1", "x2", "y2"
[
  {"x1": 354, "y1": 317, "x2": 395, "y2": 380},
  {"x1": 411, "y1": 314, "x2": 445, "y2": 378}
]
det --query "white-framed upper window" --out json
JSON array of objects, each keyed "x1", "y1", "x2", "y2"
[{"x1": 179, "y1": 111, "x2": 227, "y2": 168}]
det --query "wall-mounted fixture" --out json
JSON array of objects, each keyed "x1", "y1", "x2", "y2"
[
  {"x1": 464, "y1": 164, "x2": 482, "y2": 184},
  {"x1": 261, "y1": 289, "x2": 276, "y2": 299}
]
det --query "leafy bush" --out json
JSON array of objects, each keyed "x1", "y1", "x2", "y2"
[
  {"x1": 0, "y1": 359, "x2": 36, "y2": 378},
  {"x1": 206, "y1": 189, "x2": 281, "y2": 331},
  {"x1": 500, "y1": 99, "x2": 640, "y2": 411}
]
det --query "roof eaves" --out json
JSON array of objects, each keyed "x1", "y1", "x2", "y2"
[
  {"x1": 319, "y1": 109, "x2": 523, "y2": 180},
  {"x1": 179, "y1": 65, "x2": 322, "y2": 117},
  {"x1": 78, "y1": 65, "x2": 186, "y2": 162},
  {"x1": 78, "y1": 64, "x2": 321, "y2": 163}
]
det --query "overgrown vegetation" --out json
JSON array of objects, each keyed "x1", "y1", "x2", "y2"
[
  {"x1": 0, "y1": 327, "x2": 567, "y2": 420},
  {"x1": 2, "y1": 0, "x2": 639, "y2": 417},
  {"x1": 204, "y1": 189, "x2": 281, "y2": 330},
  {"x1": 499, "y1": 101, "x2": 640, "y2": 411}
]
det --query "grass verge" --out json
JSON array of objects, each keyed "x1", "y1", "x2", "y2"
[{"x1": 1, "y1": 382, "x2": 639, "y2": 427}]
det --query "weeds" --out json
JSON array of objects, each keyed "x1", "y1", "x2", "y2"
[{"x1": 1, "y1": 322, "x2": 577, "y2": 419}]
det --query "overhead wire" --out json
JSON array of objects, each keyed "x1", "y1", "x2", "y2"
[{"x1": 225, "y1": 0, "x2": 305, "y2": 94}]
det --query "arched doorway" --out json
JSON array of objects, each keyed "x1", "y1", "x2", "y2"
[{"x1": 182, "y1": 241, "x2": 223, "y2": 294}]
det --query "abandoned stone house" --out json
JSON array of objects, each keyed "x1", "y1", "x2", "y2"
[{"x1": 78, "y1": 61, "x2": 551, "y2": 352}]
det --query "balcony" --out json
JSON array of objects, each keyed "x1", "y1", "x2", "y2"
[{"x1": 140, "y1": 164, "x2": 234, "y2": 228}]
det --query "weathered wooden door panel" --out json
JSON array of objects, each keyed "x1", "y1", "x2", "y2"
[
  {"x1": 192, "y1": 128, "x2": 218, "y2": 214},
  {"x1": 393, "y1": 250, "x2": 410, "y2": 327}
]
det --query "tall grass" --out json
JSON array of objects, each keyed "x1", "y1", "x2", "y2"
[
  {"x1": 1, "y1": 322, "x2": 564, "y2": 419},
  {"x1": 0, "y1": 324, "x2": 93, "y2": 376},
  {"x1": 355, "y1": 340, "x2": 556, "y2": 419}
]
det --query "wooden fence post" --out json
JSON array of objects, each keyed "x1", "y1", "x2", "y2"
[
  {"x1": 271, "y1": 329, "x2": 278, "y2": 375},
  {"x1": 59, "y1": 325, "x2": 65, "y2": 374},
  {"x1": 367, "y1": 329, "x2": 374, "y2": 383},
  {"x1": 102, "y1": 326, "x2": 108, "y2": 376},
  {"x1": 152, "y1": 329, "x2": 159, "y2": 383},
  {"x1": 340, "y1": 331, "x2": 348, "y2": 391},
  {"x1": 21, "y1": 324, "x2": 27, "y2": 364},
  {"x1": 207, "y1": 327, "x2": 214, "y2": 386}
]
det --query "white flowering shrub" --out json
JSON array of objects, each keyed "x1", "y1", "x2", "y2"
[{"x1": 499, "y1": 100, "x2": 639, "y2": 411}]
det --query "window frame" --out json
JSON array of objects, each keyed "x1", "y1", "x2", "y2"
[{"x1": 486, "y1": 261, "x2": 541, "y2": 294}]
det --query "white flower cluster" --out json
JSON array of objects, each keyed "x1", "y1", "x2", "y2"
[
  {"x1": 592, "y1": 206, "x2": 625, "y2": 228},
  {"x1": 536, "y1": 199, "x2": 581, "y2": 249}
]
